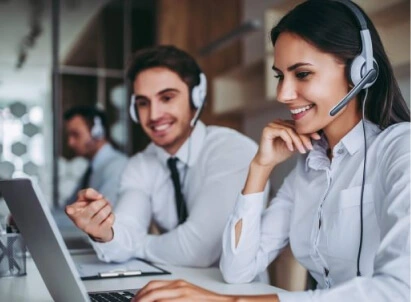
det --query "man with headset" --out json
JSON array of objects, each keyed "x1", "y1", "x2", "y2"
[
  {"x1": 65, "y1": 46, "x2": 264, "y2": 268},
  {"x1": 63, "y1": 106, "x2": 128, "y2": 206}
]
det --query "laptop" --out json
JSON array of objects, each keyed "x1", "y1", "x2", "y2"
[{"x1": 0, "y1": 178, "x2": 139, "y2": 302}]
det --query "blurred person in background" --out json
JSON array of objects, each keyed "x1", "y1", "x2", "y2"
[{"x1": 64, "y1": 106, "x2": 128, "y2": 207}]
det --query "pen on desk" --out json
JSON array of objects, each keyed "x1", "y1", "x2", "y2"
[{"x1": 98, "y1": 270, "x2": 142, "y2": 278}]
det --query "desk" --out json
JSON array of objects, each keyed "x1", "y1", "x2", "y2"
[{"x1": 1, "y1": 252, "x2": 284, "y2": 301}]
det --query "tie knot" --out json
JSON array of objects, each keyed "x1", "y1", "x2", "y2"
[{"x1": 167, "y1": 157, "x2": 179, "y2": 170}]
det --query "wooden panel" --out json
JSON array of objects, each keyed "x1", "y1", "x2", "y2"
[{"x1": 156, "y1": 0, "x2": 243, "y2": 131}]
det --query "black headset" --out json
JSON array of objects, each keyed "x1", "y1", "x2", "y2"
[
  {"x1": 129, "y1": 72, "x2": 207, "y2": 128},
  {"x1": 329, "y1": 0, "x2": 378, "y2": 277},
  {"x1": 329, "y1": 0, "x2": 379, "y2": 116}
]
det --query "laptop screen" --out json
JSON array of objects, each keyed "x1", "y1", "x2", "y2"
[{"x1": 0, "y1": 178, "x2": 90, "y2": 302}]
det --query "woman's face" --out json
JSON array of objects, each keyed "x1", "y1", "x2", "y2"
[{"x1": 273, "y1": 32, "x2": 361, "y2": 138}]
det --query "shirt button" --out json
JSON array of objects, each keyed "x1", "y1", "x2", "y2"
[{"x1": 337, "y1": 149, "x2": 344, "y2": 155}]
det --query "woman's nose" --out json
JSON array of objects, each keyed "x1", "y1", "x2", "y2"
[{"x1": 276, "y1": 78, "x2": 298, "y2": 104}]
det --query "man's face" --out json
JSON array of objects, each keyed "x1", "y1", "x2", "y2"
[
  {"x1": 65, "y1": 115, "x2": 96, "y2": 159},
  {"x1": 132, "y1": 67, "x2": 195, "y2": 155}
]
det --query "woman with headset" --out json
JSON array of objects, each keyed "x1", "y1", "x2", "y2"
[{"x1": 132, "y1": 1, "x2": 410, "y2": 301}]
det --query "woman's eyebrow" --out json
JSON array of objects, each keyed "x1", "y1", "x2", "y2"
[{"x1": 272, "y1": 62, "x2": 313, "y2": 72}]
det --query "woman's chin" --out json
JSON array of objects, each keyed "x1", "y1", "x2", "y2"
[{"x1": 295, "y1": 124, "x2": 320, "y2": 136}]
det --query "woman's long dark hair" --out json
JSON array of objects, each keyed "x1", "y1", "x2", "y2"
[{"x1": 270, "y1": 0, "x2": 410, "y2": 129}]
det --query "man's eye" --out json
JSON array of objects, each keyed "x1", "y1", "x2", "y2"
[
  {"x1": 274, "y1": 74, "x2": 283, "y2": 80},
  {"x1": 296, "y1": 71, "x2": 311, "y2": 79},
  {"x1": 161, "y1": 95, "x2": 173, "y2": 102},
  {"x1": 136, "y1": 100, "x2": 148, "y2": 107}
]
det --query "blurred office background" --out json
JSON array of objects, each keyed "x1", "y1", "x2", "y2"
[{"x1": 0, "y1": 0, "x2": 409, "y2": 290}]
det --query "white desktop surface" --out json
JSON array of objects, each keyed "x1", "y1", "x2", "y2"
[{"x1": 1, "y1": 252, "x2": 284, "y2": 301}]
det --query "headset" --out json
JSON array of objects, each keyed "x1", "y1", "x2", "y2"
[
  {"x1": 129, "y1": 72, "x2": 207, "y2": 128},
  {"x1": 328, "y1": 0, "x2": 378, "y2": 277},
  {"x1": 329, "y1": 0, "x2": 379, "y2": 117},
  {"x1": 90, "y1": 115, "x2": 105, "y2": 140}
]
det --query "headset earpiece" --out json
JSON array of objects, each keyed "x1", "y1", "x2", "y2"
[
  {"x1": 91, "y1": 116, "x2": 105, "y2": 139},
  {"x1": 190, "y1": 73, "x2": 207, "y2": 127},
  {"x1": 329, "y1": 0, "x2": 379, "y2": 116},
  {"x1": 350, "y1": 56, "x2": 379, "y2": 89},
  {"x1": 129, "y1": 95, "x2": 139, "y2": 123},
  {"x1": 191, "y1": 73, "x2": 207, "y2": 109}
]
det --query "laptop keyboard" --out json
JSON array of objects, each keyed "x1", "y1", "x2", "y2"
[{"x1": 89, "y1": 291, "x2": 135, "y2": 302}]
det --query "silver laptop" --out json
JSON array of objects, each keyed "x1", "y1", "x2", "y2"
[{"x1": 0, "y1": 178, "x2": 138, "y2": 302}]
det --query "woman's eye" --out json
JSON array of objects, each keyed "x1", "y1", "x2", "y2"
[
  {"x1": 296, "y1": 71, "x2": 311, "y2": 79},
  {"x1": 274, "y1": 74, "x2": 283, "y2": 80}
]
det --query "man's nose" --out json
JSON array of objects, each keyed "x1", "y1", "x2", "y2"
[
  {"x1": 149, "y1": 102, "x2": 163, "y2": 121},
  {"x1": 67, "y1": 137, "x2": 75, "y2": 147}
]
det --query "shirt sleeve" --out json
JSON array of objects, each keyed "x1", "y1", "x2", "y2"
[
  {"x1": 90, "y1": 155, "x2": 154, "y2": 263},
  {"x1": 220, "y1": 168, "x2": 296, "y2": 283},
  {"x1": 278, "y1": 124, "x2": 410, "y2": 302}
]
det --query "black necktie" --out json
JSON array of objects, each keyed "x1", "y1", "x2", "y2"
[
  {"x1": 167, "y1": 157, "x2": 188, "y2": 224},
  {"x1": 80, "y1": 165, "x2": 93, "y2": 190}
]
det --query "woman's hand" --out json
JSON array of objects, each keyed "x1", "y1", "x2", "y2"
[
  {"x1": 133, "y1": 279, "x2": 232, "y2": 302},
  {"x1": 243, "y1": 120, "x2": 320, "y2": 194},
  {"x1": 133, "y1": 279, "x2": 280, "y2": 302},
  {"x1": 254, "y1": 119, "x2": 320, "y2": 168}
]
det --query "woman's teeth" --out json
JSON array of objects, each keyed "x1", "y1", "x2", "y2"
[{"x1": 290, "y1": 104, "x2": 314, "y2": 114}]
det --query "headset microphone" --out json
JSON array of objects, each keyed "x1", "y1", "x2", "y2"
[
  {"x1": 329, "y1": 68, "x2": 377, "y2": 116},
  {"x1": 190, "y1": 104, "x2": 204, "y2": 128}
]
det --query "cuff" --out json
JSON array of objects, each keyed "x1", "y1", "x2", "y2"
[
  {"x1": 229, "y1": 192, "x2": 265, "y2": 253},
  {"x1": 90, "y1": 223, "x2": 122, "y2": 262},
  {"x1": 233, "y1": 191, "x2": 265, "y2": 217}
]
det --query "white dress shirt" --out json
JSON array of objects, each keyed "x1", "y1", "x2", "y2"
[
  {"x1": 66, "y1": 143, "x2": 128, "y2": 206},
  {"x1": 92, "y1": 121, "x2": 260, "y2": 267},
  {"x1": 220, "y1": 121, "x2": 410, "y2": 302}
]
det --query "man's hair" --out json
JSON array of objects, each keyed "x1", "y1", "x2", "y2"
[
  {"x1": 126, "y1": 45, "x2": 203, "y2": 103},
  {"x1": 63, "y1": 105, "x2": 108, "y2": 137}
]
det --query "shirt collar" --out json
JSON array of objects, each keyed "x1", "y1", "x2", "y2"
[
  {"x1": 305, "y1": 133, "x2": 329, "y2": 171},
  {"x1": 305, "y1": 120, "x2": 381, "y2": 171},
  {"x1": 91, "y1": 143, "x2": 113, "y2": 169},
  {"x1": 154, "y1": 121, "x2": 206, "y2": 168},
  {"x1": 339, "y1": 119, "x2": 380, "y2": 156}
]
